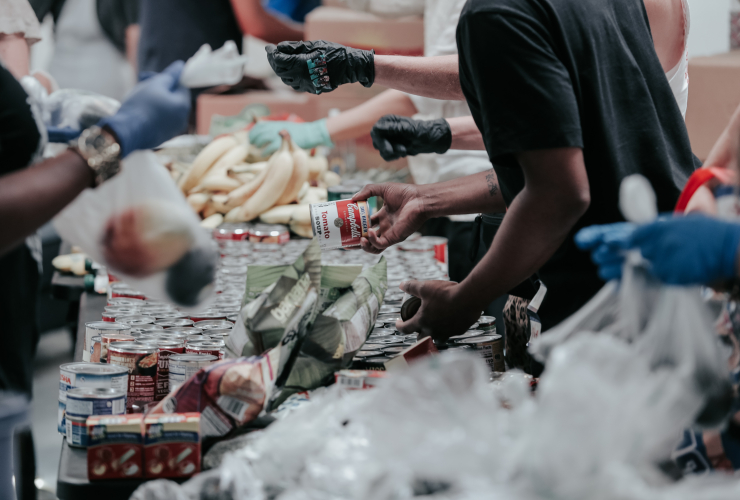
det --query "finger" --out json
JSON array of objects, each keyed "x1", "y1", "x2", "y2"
[
  {"x1": 591, "y1": 244, "x2": 625, "y2": 267},
  {"x1": 137, "y1": 71, "x2": 157, "y2": 82},
  {"x1": 276, "y1": 41, "x2": 309, "y2": 54},
  {"x1": 369, "y1": 206, "x2": 385, "y2": 226},
  {"x1": 161, "y1": 60, "x2": 186, "y2": 89},
  {"x1": 574, "y1": 225, "x2": 609, "y2": 250},
  {"x1": 353, "y1": 184, "x2": 385, "y2": 203},
  {"x1": 393, "y1": 143, "x2": 408, "y2": 159},
  {"x1": 366, "y1": 228, "x2": 391, "y2": 250},
  {"x1": 400, "y1": 280, "x2": 426, "y2": 299},
  {"x1": 396, "y1": 315, "x2": 422, "y2": 335},
  {"x1": 261, "y1": 137, "x2": 281, "y2": 155},
  {"x1": 598, "y1": 264, "x2": 623, "y2": 282},
  {"x1": 360, "y1": 237, "x2": 382, "y2": 254}
]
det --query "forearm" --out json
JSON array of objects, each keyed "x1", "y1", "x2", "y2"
[
  {"x1": 230, "y1": 0, "x2": 303, "y2": 44},
  {"x1": 326, "y1": 90, "x2": 417, "y2": 142},
  {"x1": 0, "y1": 151, "x2": 93, "y2": 255},
  {"x1": 373, "y1": 55, "x2": 464, "y2": 101},
  {"x1": 457, "y1": 185, "x2": 585, "y2": 310},
  {"x1": 125, "y1": 25, "x2": 140, "y2": 75},
  {"x1": 420, "y1": 170, "x2": 506, "y2": 217},
  {"x1": 0, "y1": 34, "x2": 30, "y2": 79},
  {"x1": 448, "y1": 116, "x2": 486, "y2": 150}
]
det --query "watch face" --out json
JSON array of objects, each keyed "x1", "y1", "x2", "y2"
[{"x1": 89, "y1": 132, "x2": 109, "y2": 151}]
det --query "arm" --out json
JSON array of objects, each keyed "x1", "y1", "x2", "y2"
[
  {"x1": 326, "y1": 89, "x2": 417, "y2": 142},
  {"x1": 373, "y1": 55, "x2": 464, "y2": 101},
  {"x1": 448, "y1": 116, "x2": 486, "y2": 150},
  {"x1": 0, "y1": 150, "x2": 93, "y2": 254},
  {"x1": 230, "y1": 0, "x2": 303, "y2": 44},
  {"x1": 125, "y1": 24, "x2": 140, "y2": 75},
  {"x1": 0, "y1": 33, "x2": 29, "y2": 78}
]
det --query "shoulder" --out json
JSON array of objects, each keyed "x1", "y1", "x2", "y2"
[{"x1": 459, "y1": 0, "x2": 546, "y2": 29}]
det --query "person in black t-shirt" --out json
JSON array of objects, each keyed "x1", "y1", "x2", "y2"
[{"x1": 263, "y1": 0, "x2": 697, "y2": 338}]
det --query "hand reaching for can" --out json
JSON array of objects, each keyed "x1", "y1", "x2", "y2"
[
  {"x1": 396, "y1": 280, "x2": 480, "y2": 340},
  {"x1": 352, "y1": 183, "x2": 428, "y2": 254}
]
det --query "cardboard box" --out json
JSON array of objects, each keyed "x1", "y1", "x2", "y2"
[
  {"x1": 686, "y1": 51, "x2": 740, "y2": 161},
  {"x1": 144, "y1": 413, "x2": 201, "y2": 478},
  {"x1": 305, "y1": 7, "x2": 423, "y2": 56},
  {"x1": 87, "y1": 414, "x2": 144, "y2": 480}
]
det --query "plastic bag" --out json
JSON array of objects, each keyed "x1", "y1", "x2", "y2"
[
  {"x1": 180, "y1": 40, "x2": 250, "y2": 89},
  {"x1": 53, "y1": 151, "x2": 218, "y2": 309}
]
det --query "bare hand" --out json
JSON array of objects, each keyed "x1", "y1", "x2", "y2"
[
  {"x1": 352, "y1": 183, "x2": 428, "y2": 254},
  {"x1": 396, "y1": 280, "x2": 481, "y2": 341}
]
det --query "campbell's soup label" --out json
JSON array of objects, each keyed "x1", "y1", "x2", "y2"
[{"x1": 309, "y1": 200, "x2": 371, "y2": 249}]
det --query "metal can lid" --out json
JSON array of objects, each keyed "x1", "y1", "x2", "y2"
[
  {"x1": 85, "y1": 321, "x2": 130, "y2": 331},
  {"x1": 250, "y1": 224, "x2": 289, "y2": 237},
  {"x1": 60, "y1": 362, "x2": 128, "y2": 375},
  {"x1": 194, "y1": 320, "x2": 233, "y2": 330},
  {"x1": 356, "y1": 350, "x2": 383, "y2": 358},
  {"x1": 136, "y1": 339, "x2": 185, "y2": 348},
  {"x1": 164, "y1": 327, "x2": 203, "y2": 335},
  {"x1": 187, "y1": 340, "x2": 225, "y2": 348},
  {"x1": 114, "y1": 315, "x2": 155, "y2": 326},
  {"x1": 108, "y1": 341, "x2": 158, "y2": 354},
  {"x1": 170, "y1": 353, "x2": 218, "y2": 363},
  {"x1": 154, "y1": 319, "x2": 195, "y2": 327},
  {"x1": 67, "y1": 387, "x2": 125, "y2": 399},
  {"x1": 90, "y1": 335, "x2": 101, "y2": 342},
  {"x1": 382, "y1": 346, "x2": 406, "y2": 354},
  {"x1": 478, "y1": 316, "x2": 496, "y2": 327},
  {"x1": 376, "y1": 313, "x2": 402, "y2": 323}
]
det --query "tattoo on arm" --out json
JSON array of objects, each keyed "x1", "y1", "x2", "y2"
[{"x1": 486, "y1": 172, "x2": 499, "y2": 197}]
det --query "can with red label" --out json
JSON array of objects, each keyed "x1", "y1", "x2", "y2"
[
  {"x1": 188, "y1": 312, "x2": 228, "y2": 322},
  {"x1": 115, "y1": 315, "x2": 155, "y2": 327},
  {"x1": 135, "y1": 339, "x2": 186, "y2": 400},
  {"x1": 193, "y1": 320, "x2": 233, "y2": 331},
  {"x1": 100, "y1": 333, "x2": 136, "y2": 363},
  {"x1": 419, "y1": 236, "x2": 448, "y2": 266},
  {"x1": 102, "y1": 307, "x2": 140, "y2": 321},
  {"x1": 108, "y1": 342, "x2": 159, "y2": 411},
  {"x1": 107, "y1": 298, "x2": 146, "y2": 308},
  {"x1": 309, "y1": 200, "x2": 372, "y2": 250},
  {"x1": 213, "y1": 223, "x2": 251, "y2": 241},
  {"x1": 111, "y1": 289, "x2": 146, "y2": 300},
  {"x1": 185, "y1": 340, "x2": 225, "y2": 360},
  {"x1": 249, "y1": 224, "x2": 290, "y2": 244},
  {"x1": 84, "y1": 322, "x2": 131, "y2": 362}
]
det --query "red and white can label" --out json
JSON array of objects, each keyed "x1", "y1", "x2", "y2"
[{"x1": 309, "y1": 200, "x2": 371, "y2": 250}]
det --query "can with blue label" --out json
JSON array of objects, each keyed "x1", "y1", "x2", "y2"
[
  {"x1": 65, "y1": 414, "x2": 89, "y2": 448},
  {"x1": 58, "y1": 363, "x2": 128, "y2": 434}
]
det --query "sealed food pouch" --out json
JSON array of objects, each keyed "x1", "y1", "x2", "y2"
[
  {"x1": 309, "y1": 200, "x2": 372, "y2": 250},
  {"x1": 53, "y1": 151, "x2": 218, "y2": 310}
]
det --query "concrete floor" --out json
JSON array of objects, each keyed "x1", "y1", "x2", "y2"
[{"x1": 31, "y1": 328, "x2": 74, "y2": 498}]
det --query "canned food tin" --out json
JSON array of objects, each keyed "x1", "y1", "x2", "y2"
[
  {"x1": 356, "y1": 350, "x2": 383, "y2": 358},
  {"x1": 185, "y1": 334, "x2": 205, "y2": 342},
  {"x1": 139, "y1": 305, "x2": 175, "y2": 315},
  {"x1": 100, "y1": 333, "x2": 136, "y2": 363},
  {"x1": 114, "y1": 315, "x2": 155, "y2": 326},
  {"x1": 213, "y1": 222, "x2": 251, "y2": 241},
  {"x1": 309, "y1": 200, "x2": 371, "y2": 250},
  {"x1": 65, "y1": 414, "x2": 89, "y2": 448},
  {"x1": 249, "y1": 224, "x2": 290, "y2": 244},
  {"x1": 168, "y1": 354, "x2": 218, "y2": 392},
  {"x1": 448, "y1": 330, "x2": 487, "y2": 343},
  {"x1": 107, "y1": 298, "x2": 146, "y2": 307},
  {"x1": 89, "y1": 336, "x2": 102, "y2": 363},
  {"x1": 400, "y1": 295, "x2": 421, "y2": 321},
  {"x1": 193, "y1": 320, "x2": 233, "y2": 331},
  {"x1": 154, "y1": 319, "x2": 194, "y2": 328},
  {"x1": 164, "y1": 327, "x2": 203, "y2": 335},
  {"x1": 188, "y1": 312, "x2": 227, "y2": 322},
  {"x1": 111, "y1": 289, "x2": 146, "y2": 300},
  {"x1": 135, "y1": 339, "x2": 186, "y2": 400},
  {"x1": 108, "y1": 342, "x2": 159, "y2": 411},
  {"x1": 83, "y1": 322, "x2": 131, "y2": 362},
  {"x1": 153, "y1": 312, "x2": 188, "y2": 320},
  {"x1": 420, "y1": 236, "x2": 448, "y2": 265},
  {"x1": 226, "y1": 314, "x2": 239, "y2": 322},
  {"x1": 379, "y1": 305, "x2": 401, "y2": 314},
  {"x1": 477, "y1": 316, "x2": 496, "y2": 333},
  {"x1": 129, "y1": 325, "x2": 165, "y2": 335},
  {"x1": 376, "y1": 313, "x2": 402, "y2": 329},
  {"x1": 381, "y1": 346, "x2": 406, "y2": 355},
  {"x1": 368, "y1": 328, "x2": 396, "y2": 338},
  {"x1": 185, "y1": 340, "x2": 225, "y2": 360},
  {"x1": 102, "y1": 307, "x2": 140, "y2": 321},
  {"x1": 65, "y1": 387, "x2": 126, "y2": 417},
  {"x1": 456, "y1": 335, "x2": 505, "y2": 372},
  {"x1": 58, "y1": 362, "x2": 128, "y2": 434}
]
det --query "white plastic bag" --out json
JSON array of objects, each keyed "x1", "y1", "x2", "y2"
[
  {"x1": 180, "y1": 40, "x2": 249, "y2": 89},
  {"x1": 53, "y1": 151, "x2": 217, "y2": 309}
]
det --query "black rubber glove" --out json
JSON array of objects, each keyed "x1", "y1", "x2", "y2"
[
  {"x1": 371, "y1": 115, "x2": 452, "y2": 161},
  {"x1": 265, "y1": 40, "x2": 375, "y2": 95}
]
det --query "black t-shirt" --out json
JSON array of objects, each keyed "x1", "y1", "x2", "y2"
[
  {"x1": 0, "y1": 66, "x2": 41, "y2": 175},
  {"x1": 138, "y1": 0, "x2": 243, "y2": 73},
  {"x1": 456, "y1": 0, "x2": 698, "y2": 330}
]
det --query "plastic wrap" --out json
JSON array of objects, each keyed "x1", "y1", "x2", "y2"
[
  {"x1": 180, "y1": 41, "x2": 249, "y2": 89},
  {"x1": 53, "y1": 151, "x2": 218, "y2": 309}
]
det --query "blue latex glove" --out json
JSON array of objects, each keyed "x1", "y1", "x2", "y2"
[
  {"x1": 99, "y1": 61, "x2": 191, "y2": 158},
  {"x1": 47, "y1": 126, "x2": 82, "y2": 143},
  {"x1": 576, "y1": 215, "x2": 740, "y2": 285},
  {"x1": 249, "y1": 119, "x2": 333, "y2": 154},
  {"x1": 575, "y1": 222, "x2": 636, "y2": 281}
]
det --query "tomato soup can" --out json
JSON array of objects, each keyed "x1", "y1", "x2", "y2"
[
  {"x1": 111, "y1": 289, "x2": 146, "y2": 300},
  {"x1": 84, "y1": 322, "x2": 131, "y2": 362},
  {"x1": 135, "y1": 339, "x2": 186, "y2": 400},
  {"x1": 249, "y1": 224, "x2": 290, "y2": 244},
  {"x1": 213, "y1": 223, "x2": 251, "y2": 241},
  {"x1": 309, "y1": 200, "x2": 371, "y2": 250},
  {"x1": 477, "y1": 316, "x2": 497, "y2": 333},
  {"x1": 58, "y1": 362, "x2": 129, "y2": 434},
  {"x1": 185, "y1": 340, "x2": 225, "y2": 360},
  {"x1": 100, "y1": 333, "x2": 136, "y2": 363},
  {"x1": 168, "y1": 354, "x2": 218, "y2": 392},
  {"x1": 456, "y1": 334, "x2": 505, "y2": 372},
  {"x1": 108, "y1": 342, "x2": 159, "y2": 411},
  {"x1": 193, "y1": 320, "x2": 232, "y2": 331}
]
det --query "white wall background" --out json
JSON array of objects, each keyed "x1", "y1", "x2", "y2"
[{"x1": 687, "y1": 0, "x2": 731, "y2": 57}]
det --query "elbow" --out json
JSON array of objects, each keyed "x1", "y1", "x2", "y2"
[{"x1": 564, "y1": 187, "x2": 590, "y2": 222}]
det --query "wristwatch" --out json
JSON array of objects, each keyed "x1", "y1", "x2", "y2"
[{"x1": 70, "y1": 125, "x2": 122, "y2": 187}]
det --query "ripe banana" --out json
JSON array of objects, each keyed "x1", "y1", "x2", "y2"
[
  {"x1": 276, "y1": 139, "x2": 309, "y2": 206},
  {"x1": 306, "y1": 155, "x2": 328, "y2": 181},
  {"x1": 178, "y1": 135, "x2": 238, "y2": 193}
]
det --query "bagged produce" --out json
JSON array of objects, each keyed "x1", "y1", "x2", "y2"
[{"x1": 53, "y1": 151, "x2": 218, "y2": 309}]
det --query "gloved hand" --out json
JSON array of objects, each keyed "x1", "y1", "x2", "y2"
[
  {"x1": 47, "y1": 126, "x2": 82, "y2": 143},
  {"x1": 249, "y1": 119, "x2": 333, "y2": 154},
  {"x1": 575, "y1": 223, "x2": 636, "y2": 281},
  {"x1": 99, "y1": 61, "x2": 191, "y2": 158},
  {"x1": 265, "y1": 41, "x2": 374, "y2": 95},
  {"x1": 371, "y1": 115, "x2": 452, "y2": 161},
  {"x1": 576, "y1": 215, "x2": 740, "y2": 285}
]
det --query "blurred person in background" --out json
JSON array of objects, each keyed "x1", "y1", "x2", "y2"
[
  {"x1": 137, "y1": 0, "x2": 318, "y2": 75},
  {"x1": 29, "y1": 0, "x2": 139, "y2": 101}
]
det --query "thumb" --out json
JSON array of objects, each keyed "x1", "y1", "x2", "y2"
[
  {"x1": 400, "y1": 280, "x2": 426, "y2": 299},
  {"x1": 262, "y1": 136, "x2": 281, "y2": 155},
  {"x1": 353, "y1": 183, "x2": 385, "y2": 202},
  {"x1": 157, "y1": 60, "x2": 186, "y2": 90},
  {"x1": 396, "y1": 314, "x2": 422, "y2": 335}
]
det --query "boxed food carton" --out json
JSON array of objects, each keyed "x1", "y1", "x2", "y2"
[
  {"x1": 86, "y1": 414, "x2": 143, "y2": 480},
  {"x1": 144, "y1": 413, "x2": 201, "y2": 478}
]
